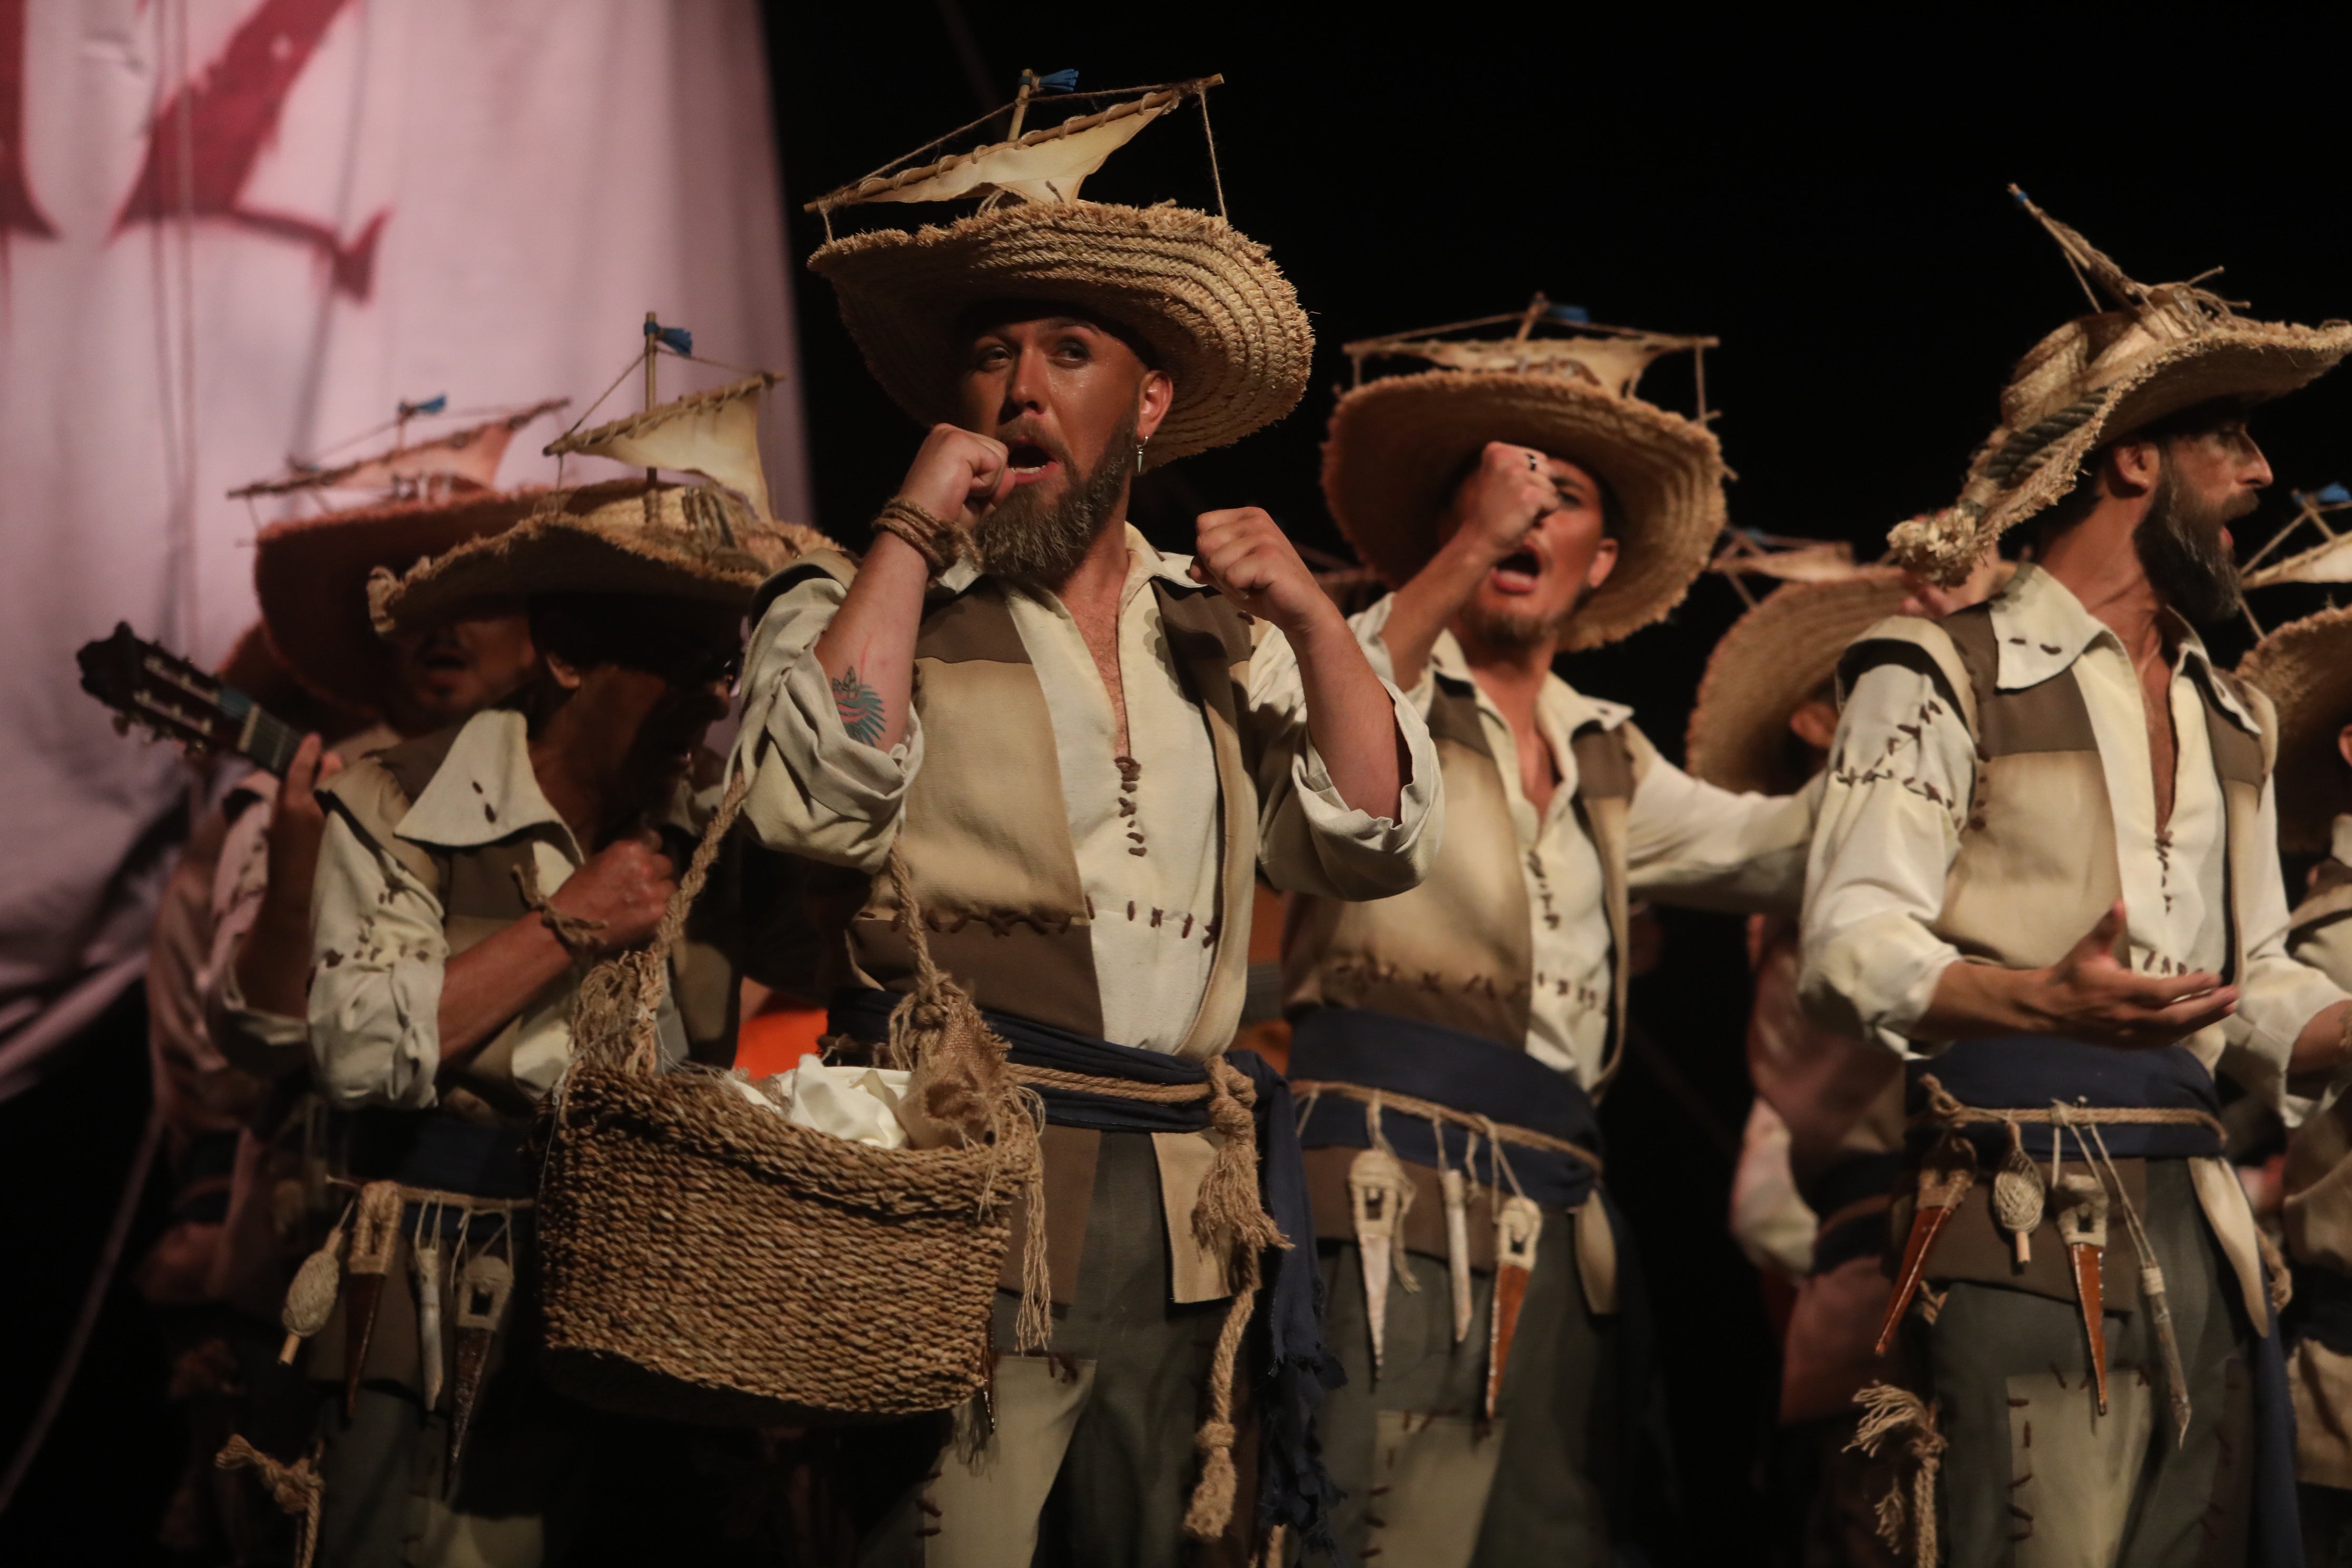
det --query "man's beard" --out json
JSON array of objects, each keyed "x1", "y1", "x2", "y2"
[
  {"x1": 2134, "y1": 465, "x2": 2250, "y2": 626},
  {"x1": 1458, "y1": 576, "x2": 1596, "y2": 655},
  {"x1": 973, "y1": 410, "x2": 1136, "y2": 587}
]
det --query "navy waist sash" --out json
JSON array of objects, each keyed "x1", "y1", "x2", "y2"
[
  {"x1": 1908, "y1": 1036, "x2": 2224, "y2": 1163},
  {"x1": 346, "y1": 1109, "x2": 534, "y2": 1201},
  {"x1": 826, "y1": 985, "x2": 1348, "y2": 1559},
  {"x1": 1289, "y1": 1006, "x2": 1602, "y2": 1210},
  {"x1": 827, "y1": 987, "x2": 1219, "y2": 1133}
]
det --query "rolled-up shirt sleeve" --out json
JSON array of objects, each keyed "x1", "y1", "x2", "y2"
[
  {"x1": 1622, "y1": 726, "x2": 1823, "y2": 915},
  {"x1": 2228, "y1": 778, "x2": 2352, "y2": 1117},
  {"x1": 1799, "y1": 658, "x2": 1978, "y2": 1057},
  {"x1": 1246, "y1": 616, "x2": 1440, "y2": 900},
  {"x1": 306, "y1": 811, "x2": 447, "y2": 1110},
  {"x1": 729, "y1": 572, "x2": 920, "y2": 874},
  {"x1": 199, "y1": 790, "x2": 311, "y2": 1080}
]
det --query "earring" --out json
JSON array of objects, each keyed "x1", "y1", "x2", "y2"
[{"x1": 1135, "y1": 442, "x2": 1146, "y2": 476}]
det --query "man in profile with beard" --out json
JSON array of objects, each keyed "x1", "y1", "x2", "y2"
[
  {"x1": 1282, "y1": 307, "x2": 1820, "y2": 1565},
  {"x1": 736, "y1": 194, "x2": 1438, "y2": 1565},
  {"x1": 1807, "y1": 190, "x2": 2352, "y2": 1568}
]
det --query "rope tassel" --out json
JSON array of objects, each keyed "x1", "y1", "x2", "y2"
[{"x1": 1848, "y1": 1383, "x2": 1945, "y2": 1566}]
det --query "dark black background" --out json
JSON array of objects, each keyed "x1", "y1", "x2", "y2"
[{"x1": 763, "y1": 4, "x2": 2352, "y2": 1560}]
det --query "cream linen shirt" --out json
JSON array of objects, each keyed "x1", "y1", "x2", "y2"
[
  {"x1": 307, "y1": 710, "x2": 698, "y2": 1111},
  {"x1": 731, "y1": 525, "x2": 1440, "y2": 1053},
  {"x1": 1801, "y1": 564, "x2": 2342, "y2": 1104},
  {"x1": 1354, "y1": 594, "x2": 1819, "y2": 1087}
]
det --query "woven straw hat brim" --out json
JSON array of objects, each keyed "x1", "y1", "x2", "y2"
[
  {"x1": 220, "y1": 621, "x2": 375, "y2": 741},
  {"x1": 1896, "y1": 320, "x2": 2352, "y2": 581},
  {"x1": 1684, "y1": 571, "x2": 1912, "y2": 796},
  {"x1": 1321, "y1": 370, "x2": 1726, "y2": 651},
  {"x1": 810, "y1": 201, "x2": 1312, "y2": 464},
  {"x1": 373, "y1": 479, "x2": 802, "y2": 636},
  {"x1": 2238, "y1": 605, "x2": 2352, "y2": 853},
  {"x1": 254, "y1": 488, "x2": 550, "y2": 717}
]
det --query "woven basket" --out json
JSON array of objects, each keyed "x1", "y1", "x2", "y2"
[
  {"x1": 533, "y1": 783, "x2": 1034, "y2": 1426},
  {"x1": 536, "y1": 1061, "x2": 1020, "y2": 1425}
]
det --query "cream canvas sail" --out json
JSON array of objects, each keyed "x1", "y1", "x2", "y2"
[
  {"x1": 546, "y1": 375, "x2": 777, "y2": 520},
  {"x1": 850, "y1": 103, "x2": 1167, "y2": 208}
]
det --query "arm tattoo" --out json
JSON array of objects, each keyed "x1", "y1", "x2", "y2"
[{"x1": 831, "y1": 665, "x2": 888, "y2": 746}]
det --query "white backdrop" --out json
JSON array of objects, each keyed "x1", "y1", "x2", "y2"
[{"x1": 0, "y1": 0, "x2": 810, "y2": 1099}]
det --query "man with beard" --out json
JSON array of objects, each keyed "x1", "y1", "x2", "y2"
[
  {"x1": 1282, "y1": 307, "x2": 1820, "y2": 1566},
  {"x1": 735, "y1": 185, "x2": 1437, "y2": 1564},
  {"x1": 136, "y1": 490, "x2": 541, "y2": 1561},
  {"x1": 1806, "y1": 190, "x2": 2352, "y2": 1568},
  {"x1": 301, "y1": 480, "x2": 811, "y2": 1566}
]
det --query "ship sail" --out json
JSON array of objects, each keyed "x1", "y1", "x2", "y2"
[
  {"x1": 545, "y1": 374, "x2": 777, "y2": 520},
  {"x1": 1375, "y1": 335, "x2": 1682, "y2": 399},
  {"x1": 230, "y1": 399, "x2": 568, "y2": 499},
  {"x1": 2246, "y1": 532, "x2": 2352, "y2": 588},
  {"x1": 805, "y1": 79, "x2": 1217, "y2": 216}
]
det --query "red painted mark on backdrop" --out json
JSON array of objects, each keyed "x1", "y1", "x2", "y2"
[
  {"x1": 0, "y1": 0, "x2": 55, "y2": 246},
  {"x1": 113, "y1": 0, "x2": 388, "y2": 299}
]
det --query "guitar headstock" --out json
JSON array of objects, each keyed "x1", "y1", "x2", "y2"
[{"x1": 75, "y1": 622, "x2": 301, "y2": 775}]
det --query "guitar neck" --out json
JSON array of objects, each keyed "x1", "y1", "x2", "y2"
[{"x1": 212, "y1": 683, "x2": 307, "y2": 777}]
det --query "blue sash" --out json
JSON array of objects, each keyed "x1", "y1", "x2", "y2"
[
  {"x1": 1909, "y1": 1036, "x2": 2223, "y2": 1162},
  {"x1": 1289, "y1": 1006, "x2": 1601, "y2": 1210}
]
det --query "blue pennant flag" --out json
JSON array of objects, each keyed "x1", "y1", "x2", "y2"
[
  {"x1": 2316, "y1": 483, "x2": 2351, "y2": 506},
  {"x1": 645, "y1": 320, "x2": 693, "y2": 356},
  {"x1": 1032, "y1": 68, "x2": 1080, "y2": 93},
  {"x1": 1546, "y1": 303, "x2": 1591, "y2": 324},
  {"x1": 400, "y1": 393, "x2": 447, "y2": 417}
]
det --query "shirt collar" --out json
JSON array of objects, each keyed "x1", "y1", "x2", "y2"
[
  {"x1": 396, "y1": 709, "x2": 574, "y2": 855},
  {"x1": 1428, "y1": 627, "x2": 1631, "y2": 736},
  {"x1": 934, "y1": 523, "x2": 1194, "y2": 604},
  {"x1": 1986, "y1": 563, "x2": 2256, "y2": 730}
]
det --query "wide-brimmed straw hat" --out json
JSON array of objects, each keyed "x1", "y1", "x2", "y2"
[
  {"x1": 370, "y1": 478, "x2": 827, "y2": 637},
  {"x1": 1892, "y1": 188, "x2": 2352, "y2": 584},
  {"x1": 256, "y1": 488, "x2": 550, "y2": 717},
  {"x1": 1321, "y1": 312, "x2": 1727, "y2": 651},
  {"x1": 219, "y1": 621, "x2": 373, "y2": 742},
  {"x1": 810, "y1": 200, "x2": 1312, "y2": 465},
  {"x1": 1685, "y1": 569, "x2": 1912, "y2": 796},
  {"x1": 2238, "y1": 606, "x2": 2352, "y2": 852}
]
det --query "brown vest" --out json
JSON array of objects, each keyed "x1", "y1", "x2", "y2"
[
  {"x1": 779, "y1": 551, "x2": 1263, "y2": 1061},
  {"x1": 321, "y1": 722, "x2": 742, "y2": 1118},
  {"x1": 1842, "y1": 591, "x2": 2272, "y2": 981},
  {"x1": 1281, "y1": 672, "x2": 1638, "y2": 1086}
]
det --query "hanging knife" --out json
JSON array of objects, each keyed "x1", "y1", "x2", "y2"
[
  {"x1": 1875, "y1": 1133, "x2": 1976, "y2": 1356},
  {"x1": 1486, "y1": 1194, "x2": 1543, "y2": 1420},
  {"x1": 1349, "y1": 1146, "x2": 1414, "y2": 1378},
  {"x1": 2054, "y1": 1173, "x2": 2111, "y2": 1415},
  {"x1": 341, "y1": 1181, "x2": 405, "y2": 1419},
  {"x1": 1440, "y1": 1166, "x2": 1475, "y2": 1344},
  {"x1": 448, "y1": 1251, "x2": 515, "y2": 1481}
]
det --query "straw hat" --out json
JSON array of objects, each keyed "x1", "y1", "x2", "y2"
[
  {"x1": 809, "y1": 200, "x2": 1312, "y2": 465},
  {"x1": 256, "y1": 488, "x2": 549, "y2": 717},
  {"x1": 2237, "y1": 606, "x2": 2352, "y2": 852},
  {"x1": 1685, "y1": 570, "x2": 1911, "y2": 796},
  {"x1": 1892, "y1": 188, "x2": 2352, "y2": 584},
  {"x1": 1321, "y1": 321, "x2": 1727, "y2": 651},
  {"x1": 219, "y1": 621, "x2": 374, "y2": 742},
  {"x1": 369, "y1": 478, "x2": 827, "y2": 636}
]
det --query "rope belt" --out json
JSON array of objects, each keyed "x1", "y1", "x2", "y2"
[
  {"x1": 1291, "y1": 1079, "x2": 1604, "y2": 1175},
  {"x1": 1010, "y1": 1062, "x2": 1224, "y2": 1106},
  {"x1": 1913, "y1": 1073, "x2": 2227, "y2": 1142}
]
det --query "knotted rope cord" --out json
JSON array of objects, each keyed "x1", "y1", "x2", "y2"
[
  {"x1": 870, "y1": 497, "x2": 968, "y2": 577},
  {"x1": 569, "y1": 772, "x2": 750, "y2": 1075},
  {"x1": 1847, "y1": 1383, "x2": 1945, "y2": 1566},
  {"x1": 1476, "y1": 1115, "x2": 1532, "y2": 1204},
  {"x1": 215, "y1": 1436, "x2": 325, "y2": 1568},
  {"x1": 1913, "y1": 1073, "x2": 2226, "y2": 1143},
  {"x1": 1289, "y1": 1080, "x2": 1603, "y2": 1175},
  {"x1": 511, "y1": 860, "x2": 607, "y2": 957}
]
